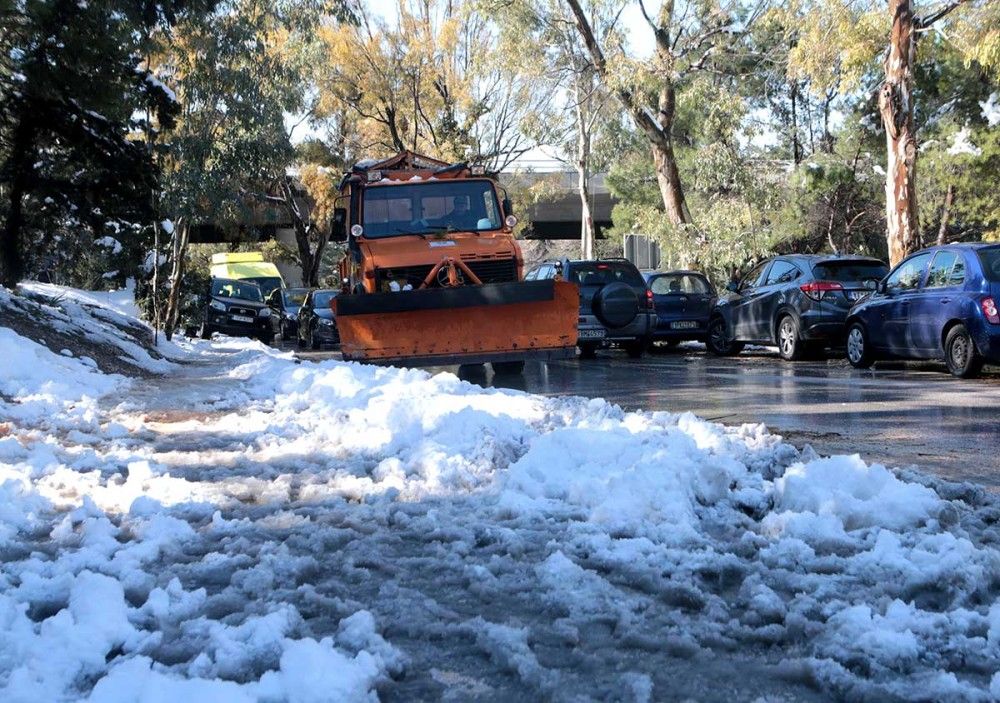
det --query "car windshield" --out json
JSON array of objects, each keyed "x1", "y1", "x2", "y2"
[
  {"x1": 283, "y1": 289, "x2": 308, "y2": 307},
  {"x1": 212, "y1": 279, "x2": 262, "y2": 302},
  {"x1": 812, "y1": 261, "x2": 888, "y2": 283},
  {"x1": 651, "y1": 274, "x2": 712, "y2": 295},
  {"x1": 569, "y1": 262, "x2": 645, "y2": 287},
  {"x1": 244, "y1": 276, "x2": 283, "y2": 297},
  {"x1": 977, "y1": 247, "x2": 1000, "y2": 282},
  {"x1": 313, "y1": 291, "x2": 337, "y2": 308},
  {"x1": 361, "y1": 180, "x2": 502, "y2": 238}
]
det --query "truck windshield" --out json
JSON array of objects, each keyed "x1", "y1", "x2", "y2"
[{"x1": 362, "y1": 180, "x2": 502, "y2": 238}]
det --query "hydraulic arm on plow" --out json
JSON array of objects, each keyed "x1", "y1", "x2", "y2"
[{"x1": 330, "y1": 151, "x2": 578, "y2": 372}]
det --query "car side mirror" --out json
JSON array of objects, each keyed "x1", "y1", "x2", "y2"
[{"x1": 726, "y1": 281, "x2": 739, "y2": 293}]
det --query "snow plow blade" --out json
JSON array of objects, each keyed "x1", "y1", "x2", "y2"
[{"x1": 334, "y1": 280, "x2": 578, "y2": 367}]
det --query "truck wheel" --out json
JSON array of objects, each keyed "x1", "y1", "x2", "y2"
[
  {"x1": 624, "y1": 338, "x2": 646, "y2": 358},
  {"x1": 492, "y1": 360, "x2": 525, "y2": 375}
]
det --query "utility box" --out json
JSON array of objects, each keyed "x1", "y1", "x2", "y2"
[{"x1": 624, "y1": 234, "x2": 661, "y2": 271}]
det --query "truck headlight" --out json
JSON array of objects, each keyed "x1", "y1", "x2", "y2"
[
  {"x1": 258, "y1": 308, "x2": 271, "y2": 318},
  {"x1": 209, "y1": 300, "x2": 226, "y2": 312}
]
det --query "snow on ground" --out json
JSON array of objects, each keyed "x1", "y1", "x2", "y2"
[{"x1": 2, "y1": 284, "x2": 1000, "y2": 701}]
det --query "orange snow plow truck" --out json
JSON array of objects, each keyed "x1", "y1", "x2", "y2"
[{"x1": 332, "y1": 151, "x2": 578, "y2": 373}]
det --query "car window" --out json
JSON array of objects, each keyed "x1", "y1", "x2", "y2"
[
  {"x1": 569, "y1": 262, "x2": 644, "y2": 287},
  {"x1": 976, "y1": 247, "x2": 1000, "y2": 282},
  {"x1": 812, "y1": 261, "x2": 889, "y2": 282},
  {"x1": 651, "y1": 274, "x2": 711, "y2": 295},
  {"x1": 524, "y1": 268, "x2": 538, "y2": 281},
  {"x1": 740, "y1": 261, "x2": 770, "y2": 291},
  {"x1": 313, "y1": 291, "x2": 337, "y2": 308},
  {"x1": 765, "y1": 260, "x2": 800, "y2": 286},
  {"x1": 927, "y1": 251, "x2": 961, "y2": 288},
  {"x1": 885, "y1": 252, "x2": 933, "y2": 291},
  {"x1": 948, "y1": 257, "x2": 966, "y2": 286}
]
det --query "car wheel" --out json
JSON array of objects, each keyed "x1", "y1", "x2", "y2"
[
  {"x1": 777, "y1": 315, "x2": 804, "y2": 361},
  {"x1": 624, "y1": 338, "x2": 646, "y2": 358},
  {"x1": 492, "y1": 360, "x2": 525, "y2": 375},
  {"x1": 944, "y1": 324, "x2": 984, "y2": 378},
  {"x1": 261, "y1": 332, "x2": 274, "y2": 347},
  {"x1": 707, "y1": 317, "x2": 744, "y2": 356},
  {"x1": 846, "y1": 323, "x2": 875, "y2": 369},
  {"x1": 578, "y1": 343, "x2": 598, "y2": 359},
  {"x1": 280, "y1": 322, "x2": 291, "y2": 341},
  {"x1": 310, "y1": 328, "x2": 321, "y2": 350}
]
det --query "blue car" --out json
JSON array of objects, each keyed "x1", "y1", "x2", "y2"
[
  {"x1": 845, "y1": 243, "x2": 1000, "y2": 377},
  {"x1": 643, "y1": 270, "x2": 716, "y2": 347}
]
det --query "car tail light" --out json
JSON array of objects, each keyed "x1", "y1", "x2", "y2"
[
  {"x1": 646, "y1": 288, "x2": 655, "y2": 310},
  {"x1": 982, "y1": 296, "x2": 1000, "y2": 324},
  {"x1": 800, "y1": 281, "x2": 844, "y2": 301}
]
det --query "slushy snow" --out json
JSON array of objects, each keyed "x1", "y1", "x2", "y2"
[{"x1": 1, "y1": 283, "x2": 1000, "y2": 701}]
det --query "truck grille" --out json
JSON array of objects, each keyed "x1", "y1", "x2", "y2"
[
  {"x1": 377, "y1": 258, "x2": 517, "y2": 288},
  {"x1": 465, "y1": 258, "x2": 518, "y2": 284}
]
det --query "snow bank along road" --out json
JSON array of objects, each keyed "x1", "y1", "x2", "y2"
[{"x1": 3, "y1": 284, "x2": 1000, "y2": 702}]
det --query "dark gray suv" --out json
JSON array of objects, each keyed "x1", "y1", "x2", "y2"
[
  {"x1": 708, "y1": 254, "x2": 888, "y2": 360},
  {"x1": 527, "y1": 258, "x2": 655, "y2": 358}
]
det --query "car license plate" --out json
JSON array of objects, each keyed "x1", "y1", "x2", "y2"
[
  {"x1": 670, "y1": 320, "x2": 699, "y2": 330},
  {"x1": 579, "y1": 329, "x2": 605, "y2": 339},
  {"x1": 231, "y1": 315, "x2": 254, "y2": 323}
]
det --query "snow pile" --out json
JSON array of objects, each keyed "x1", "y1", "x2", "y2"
[{"x1": 2, "y1": 284, "x2": 1000, "y2": 700}]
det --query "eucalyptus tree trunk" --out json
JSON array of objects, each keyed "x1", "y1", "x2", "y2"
[
  {"x1": 879, "y1": 0, "x2": 920, "y2": 266},
  {"x1": 163, "y1": 219, "x2": 190, "y2": 341},
  {"x1": 572, "y1": 67, "x2": 596, "y2": 260},
  {"x1": 563, "y1": 0, "x2": 691, "y2": 236}
]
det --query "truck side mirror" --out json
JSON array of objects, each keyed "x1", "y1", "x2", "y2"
[
  {"x1": 332, "y1": 207, "x2": 347, "y2": 241},
  {"x1": 502, "y1": 198, "x2": 513, "y2": 216}
]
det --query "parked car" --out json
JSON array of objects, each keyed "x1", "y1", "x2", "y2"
[
  {"x1": 845, "y1": 243, "x2": 1000, "y2": 378},
  {"x1": 266, "y1": 287, "x2": 310, "y2": 341},
  {"x1": 297, "y1": 289, "x2": 340, "y2": 350},
  {"x1": 643, "y1": 270, "x2": 716, "y2": 348},
  {"x1": 708, "y1": 254, "x2": 888, "y2": 360},
  {"x1": 527, "y1": 258, "x2": 655, "y2": 358},
  {"x1": 199, "y1": 277, "x2": 273, "y2": 344}
]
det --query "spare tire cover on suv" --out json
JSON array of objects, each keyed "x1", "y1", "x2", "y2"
[{"x1": 593, "y1": 281, "x2": 640, "y2": 328}]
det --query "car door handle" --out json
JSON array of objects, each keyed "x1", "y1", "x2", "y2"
[{"x1": 940, "y1": 298, "x2": 951, "y2": 304}]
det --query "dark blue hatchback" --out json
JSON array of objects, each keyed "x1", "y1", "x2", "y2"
[
  {"x1": 845, "y1": 243, "x2": 1000, "y2": 377},
  {"x1": 643, "y1": 270, "x2": 716, "y2": 346}
]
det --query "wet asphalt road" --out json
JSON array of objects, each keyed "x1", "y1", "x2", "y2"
[{"x1": 291, "y1": 342, "x2": 1000, "y2": 489}]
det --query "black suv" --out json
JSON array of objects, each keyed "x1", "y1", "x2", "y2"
[
  {"x1": 527, "y1": 258, "x2": 655, "y2": 358},
  {"x1": 199, "y1": 277, "x2": 274, "y2": 344},
  {"x1": 708, "y1": 254, "x2": 888, "y2": 360}
]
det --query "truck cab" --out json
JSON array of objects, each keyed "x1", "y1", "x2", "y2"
[{"x1": 335, "y1": 152, "x2": 521, "y2": 293}]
